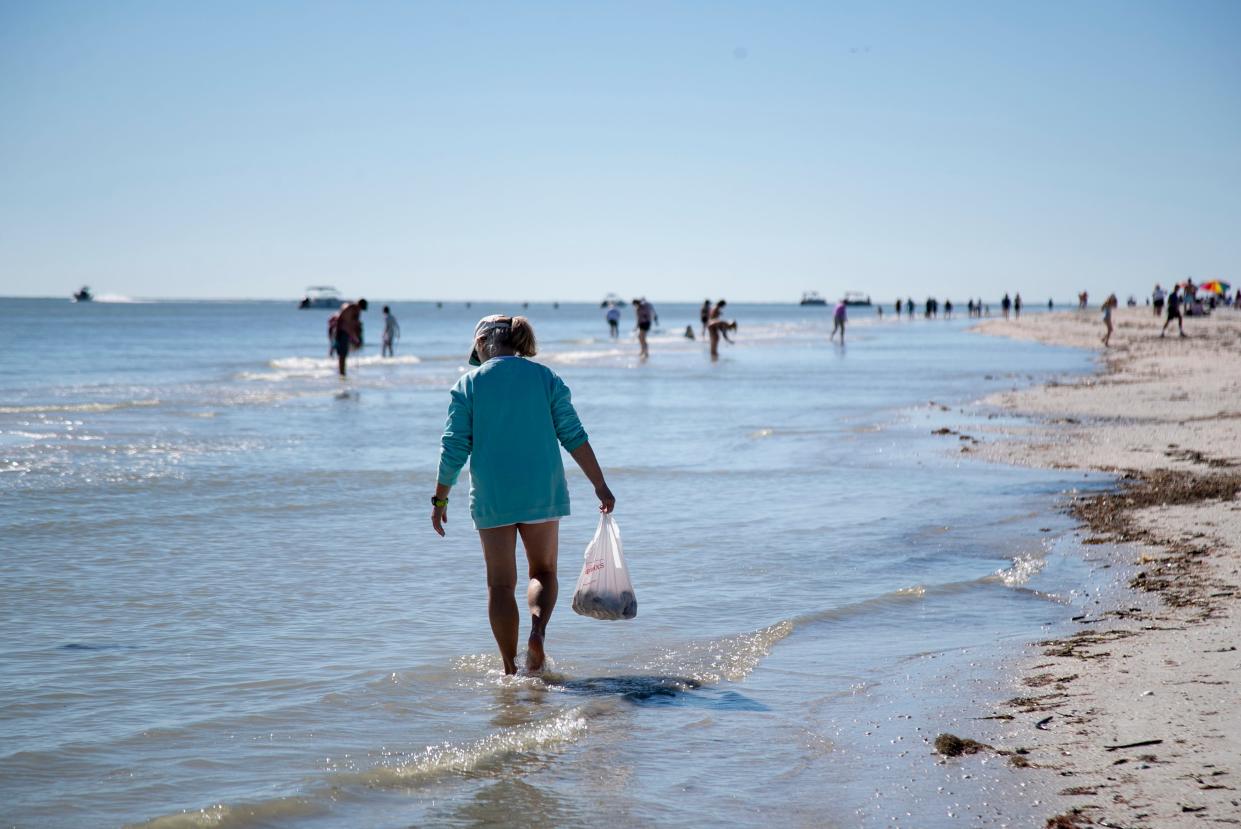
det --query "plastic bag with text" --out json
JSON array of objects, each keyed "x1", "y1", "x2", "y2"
[{"x1": 571, "y1": 513, "x2": 637, "y2": 620}]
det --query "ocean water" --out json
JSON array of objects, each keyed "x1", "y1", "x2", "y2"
[{"x1": 1, "y1": 297, "x2": 1102, "y2": 828}]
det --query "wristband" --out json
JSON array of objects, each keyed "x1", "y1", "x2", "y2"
[{"x1": 431, "y1": 496, "x2": 448, "y2": 508}]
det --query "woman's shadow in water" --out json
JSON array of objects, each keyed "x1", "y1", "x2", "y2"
[{"x1": 553, "y1": 675, "x2": 768, "y2": 711}]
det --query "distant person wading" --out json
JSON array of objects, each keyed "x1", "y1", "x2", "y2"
[
  {"x1": 331, "y1": 298, "x2": 368, "y2": 376},
  {"x1": 432, "y1": 315, "x2": 616, "y2": 675},
  {"x1": 632, "y1": 298, "x2": 657, "y2": 359}
]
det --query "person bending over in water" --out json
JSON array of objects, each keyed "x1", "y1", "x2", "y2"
[
  {"x1": 433, "y1": 315, "x2": 615, "y2": 675},
  {"x1": 830, "y1": 300, "x2": 847, "y2": 342},
  {"x1": 334, "y1": 298, "x2": 368, "y2": 376},
  {"x1": 707, "y1": 317, "x2": 737, "y2": 359}
]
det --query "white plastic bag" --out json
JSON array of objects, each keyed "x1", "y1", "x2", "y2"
[{"x1": 571, "y1": 513, "x2": 637, "y2": 620}]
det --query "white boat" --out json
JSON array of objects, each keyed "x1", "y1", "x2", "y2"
[
  {"x1": 298, "y1": 286, "x2": 343, "y2": 309},
  {"x1": 799, "y1": 291, "x2": 827, "y2": 306}
]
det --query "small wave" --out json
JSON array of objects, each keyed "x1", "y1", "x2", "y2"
[
  {"x1": 128, "y1": 796, "x2": 323, "y2": 829},
  {"x1": 640, "y1": 621, "x2": 795, "y2": 684},
  {"x1": 989, "y1": 554, "x2": 1047, "y2": 587},
  {"x1": 269, "y1": 354, "x2": 421, "y2": 370},
  {"x1": 541, "y1": 348, "x2": 630, "y2": 365},
  {"x1": 338, "y1": 707, "x2": 589, "y2": 788},
  {"x1": 239, "y1": 354, "x2": 423, "y2": 382},
  {"x1": 0, "y1": 399, "x2": 161, "y2": 415}
]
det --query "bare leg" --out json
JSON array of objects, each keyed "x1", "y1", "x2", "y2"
[
  {"x1": 638, "y1": 329, "x2": 649, "y2": 358},
  {"x1": 338, "y1": 351, "x2": 347, "y2": 376},
  {"x1": 517, "y1": 521, "x2": 559, "y2": 672},
  {"x1": 478, "y1": 525, "x2": 520, "y2": 674}
]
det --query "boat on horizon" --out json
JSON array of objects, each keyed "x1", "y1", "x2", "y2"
[
  {"x1": 72, "y1": 286, "x2": 92, "y2": 302},
  {"x1": 843, "y1": 291, "x2": 871, "y2": 306},
  {"x1": 298, "y1": 286, "x2": 343, "y2": 309},
  {"x1": 799, "y1": 291, "x2": 827, "y2": 306}
]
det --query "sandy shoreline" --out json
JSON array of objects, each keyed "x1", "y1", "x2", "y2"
[{"x1": 970, "y1": 308, "x2": 1241, "y2": 827}]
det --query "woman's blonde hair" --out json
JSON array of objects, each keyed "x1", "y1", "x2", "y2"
[
  {"x1": 509, "y1": 316, "x2": 537, "y2": 357},
  {"x1": 477, "y1": 315, "x2": 538, "y2": 360}
]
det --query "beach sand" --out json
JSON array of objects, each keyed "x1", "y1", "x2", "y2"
[{"x1": 973, "y1": 307, "x2": 1241, "y2": 827}]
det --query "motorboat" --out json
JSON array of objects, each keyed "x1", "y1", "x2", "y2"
[
  {"x1": 299, "y1": 286, "x2": 343, "y2": 309},
  {"x1": 72, "y1": 286, "x2": 93, "y2": 302},
  {"x1": 799, "y1": 291, "x2": 827, "y2": 306},
  {"x1": 843, "y1": 291, "x2": 871, "y2": 306},
  {"x1": 600, "y1": 292, "x2": 625, "y2": 308}
]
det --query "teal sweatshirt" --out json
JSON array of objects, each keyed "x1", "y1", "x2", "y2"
[{"x1": 437, "y1": 356, "x2": 589, "y2": 529}]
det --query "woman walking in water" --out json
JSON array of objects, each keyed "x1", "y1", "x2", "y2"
[{"x1": 433, "y1": 315, "x2": 615, "y2": 674}]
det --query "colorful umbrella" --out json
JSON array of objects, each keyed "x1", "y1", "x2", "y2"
[{"x1": 1199, "y1": 280, "x2": 1231, "y2": 295}]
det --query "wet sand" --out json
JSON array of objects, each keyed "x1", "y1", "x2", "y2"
[{"x1": 973, "y1": 307, "x2": 1241, "y2": 827}]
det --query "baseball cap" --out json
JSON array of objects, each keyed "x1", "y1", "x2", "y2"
[{"x1": 468, "y1": 315, "x2": 512, "y2": 366}]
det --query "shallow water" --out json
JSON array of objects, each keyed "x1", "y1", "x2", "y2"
[{"x1": 1, "y1": 298, "x2": 1100, "y2": 827}]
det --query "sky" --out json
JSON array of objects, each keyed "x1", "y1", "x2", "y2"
[{"x1": 1, "y1": 1, "x2": 1238, "y2": 303}]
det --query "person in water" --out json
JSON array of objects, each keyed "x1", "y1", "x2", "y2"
[
  {"x1": 605, "y1": 305, "x2": 621, "y2": 338},
  {"x1": 334, "y1": 299, "x2": 368, "y2": 376},
  {"x1": 707, "y1": 317, "x2": 737, "y2": 359},
  {"x1": 700, "y1": 299, "x2": 711, "y2": 336},
  {"x1": 381, "y1": 305, "x2": 401, "y2": 357},
  {"x1": 830, "y1": 299, "x2": 847, "y2": 342},
  {"x1": 632, "y1": 298, "x2": 656, "y2": 359},
  {"x1": 433, "y1": 315, "x2": 615, "y2": 675}
]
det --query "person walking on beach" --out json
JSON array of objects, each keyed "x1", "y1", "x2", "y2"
[
  {"x1": 632, "y1": 298, "x2": 656, "y2": 359},
  {"x1": 1001, "y1": 293, "x2": 1012, "y2": 320},
  {"x1": 1014, "y1": 293, "x2": 1023, "y2": 318},
  {"x1": 894, "y1": 299, "x2": 901, "y2": 319},
  {"x1": 830, "y1": 299, "x2": 847, "y2": 342},
  {"x1": 905, "y1": 297, "x2": 914, "y2": 317},
  {"x1": 432, "y1": 315, "x2": 616, "y2": 675},
  {"x1": 700, "y1": 299, "x2": 711, "y2": 336},
  {"x1": 381, "y1": 305, "x2": 401, "y2": 357},
  {"x1": 333, "y1": 298, "x2": 368, "y2": 376},
  {"x1": 1161, "y1": 286, "x2": 1185, "y2": 338},
  {"x1": 605, "y1": 304, "x2": 621, "y2": 338},
  {"x1": 1152, "y1": 283, "x2": 1165, "y2": 317},
  {"x1": 1101, "y1": 293, "x2": 1118, "y2": 346}
]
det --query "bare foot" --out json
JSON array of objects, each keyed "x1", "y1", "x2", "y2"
[{"x1": 525, "y1": 631, "x2": 546, "y2": 673}]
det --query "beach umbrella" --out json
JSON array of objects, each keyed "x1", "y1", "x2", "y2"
[{"x1": 1199, "y1": 280, "x2": 1231, "y2": 295}]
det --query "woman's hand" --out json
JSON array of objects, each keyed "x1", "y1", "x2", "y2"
[
  {"x1": 432, "y1": 504, "x2": 448, "y2": 536},
  {"x1": 595, "y1": 483, "x2": 616, "y2": 514}
]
